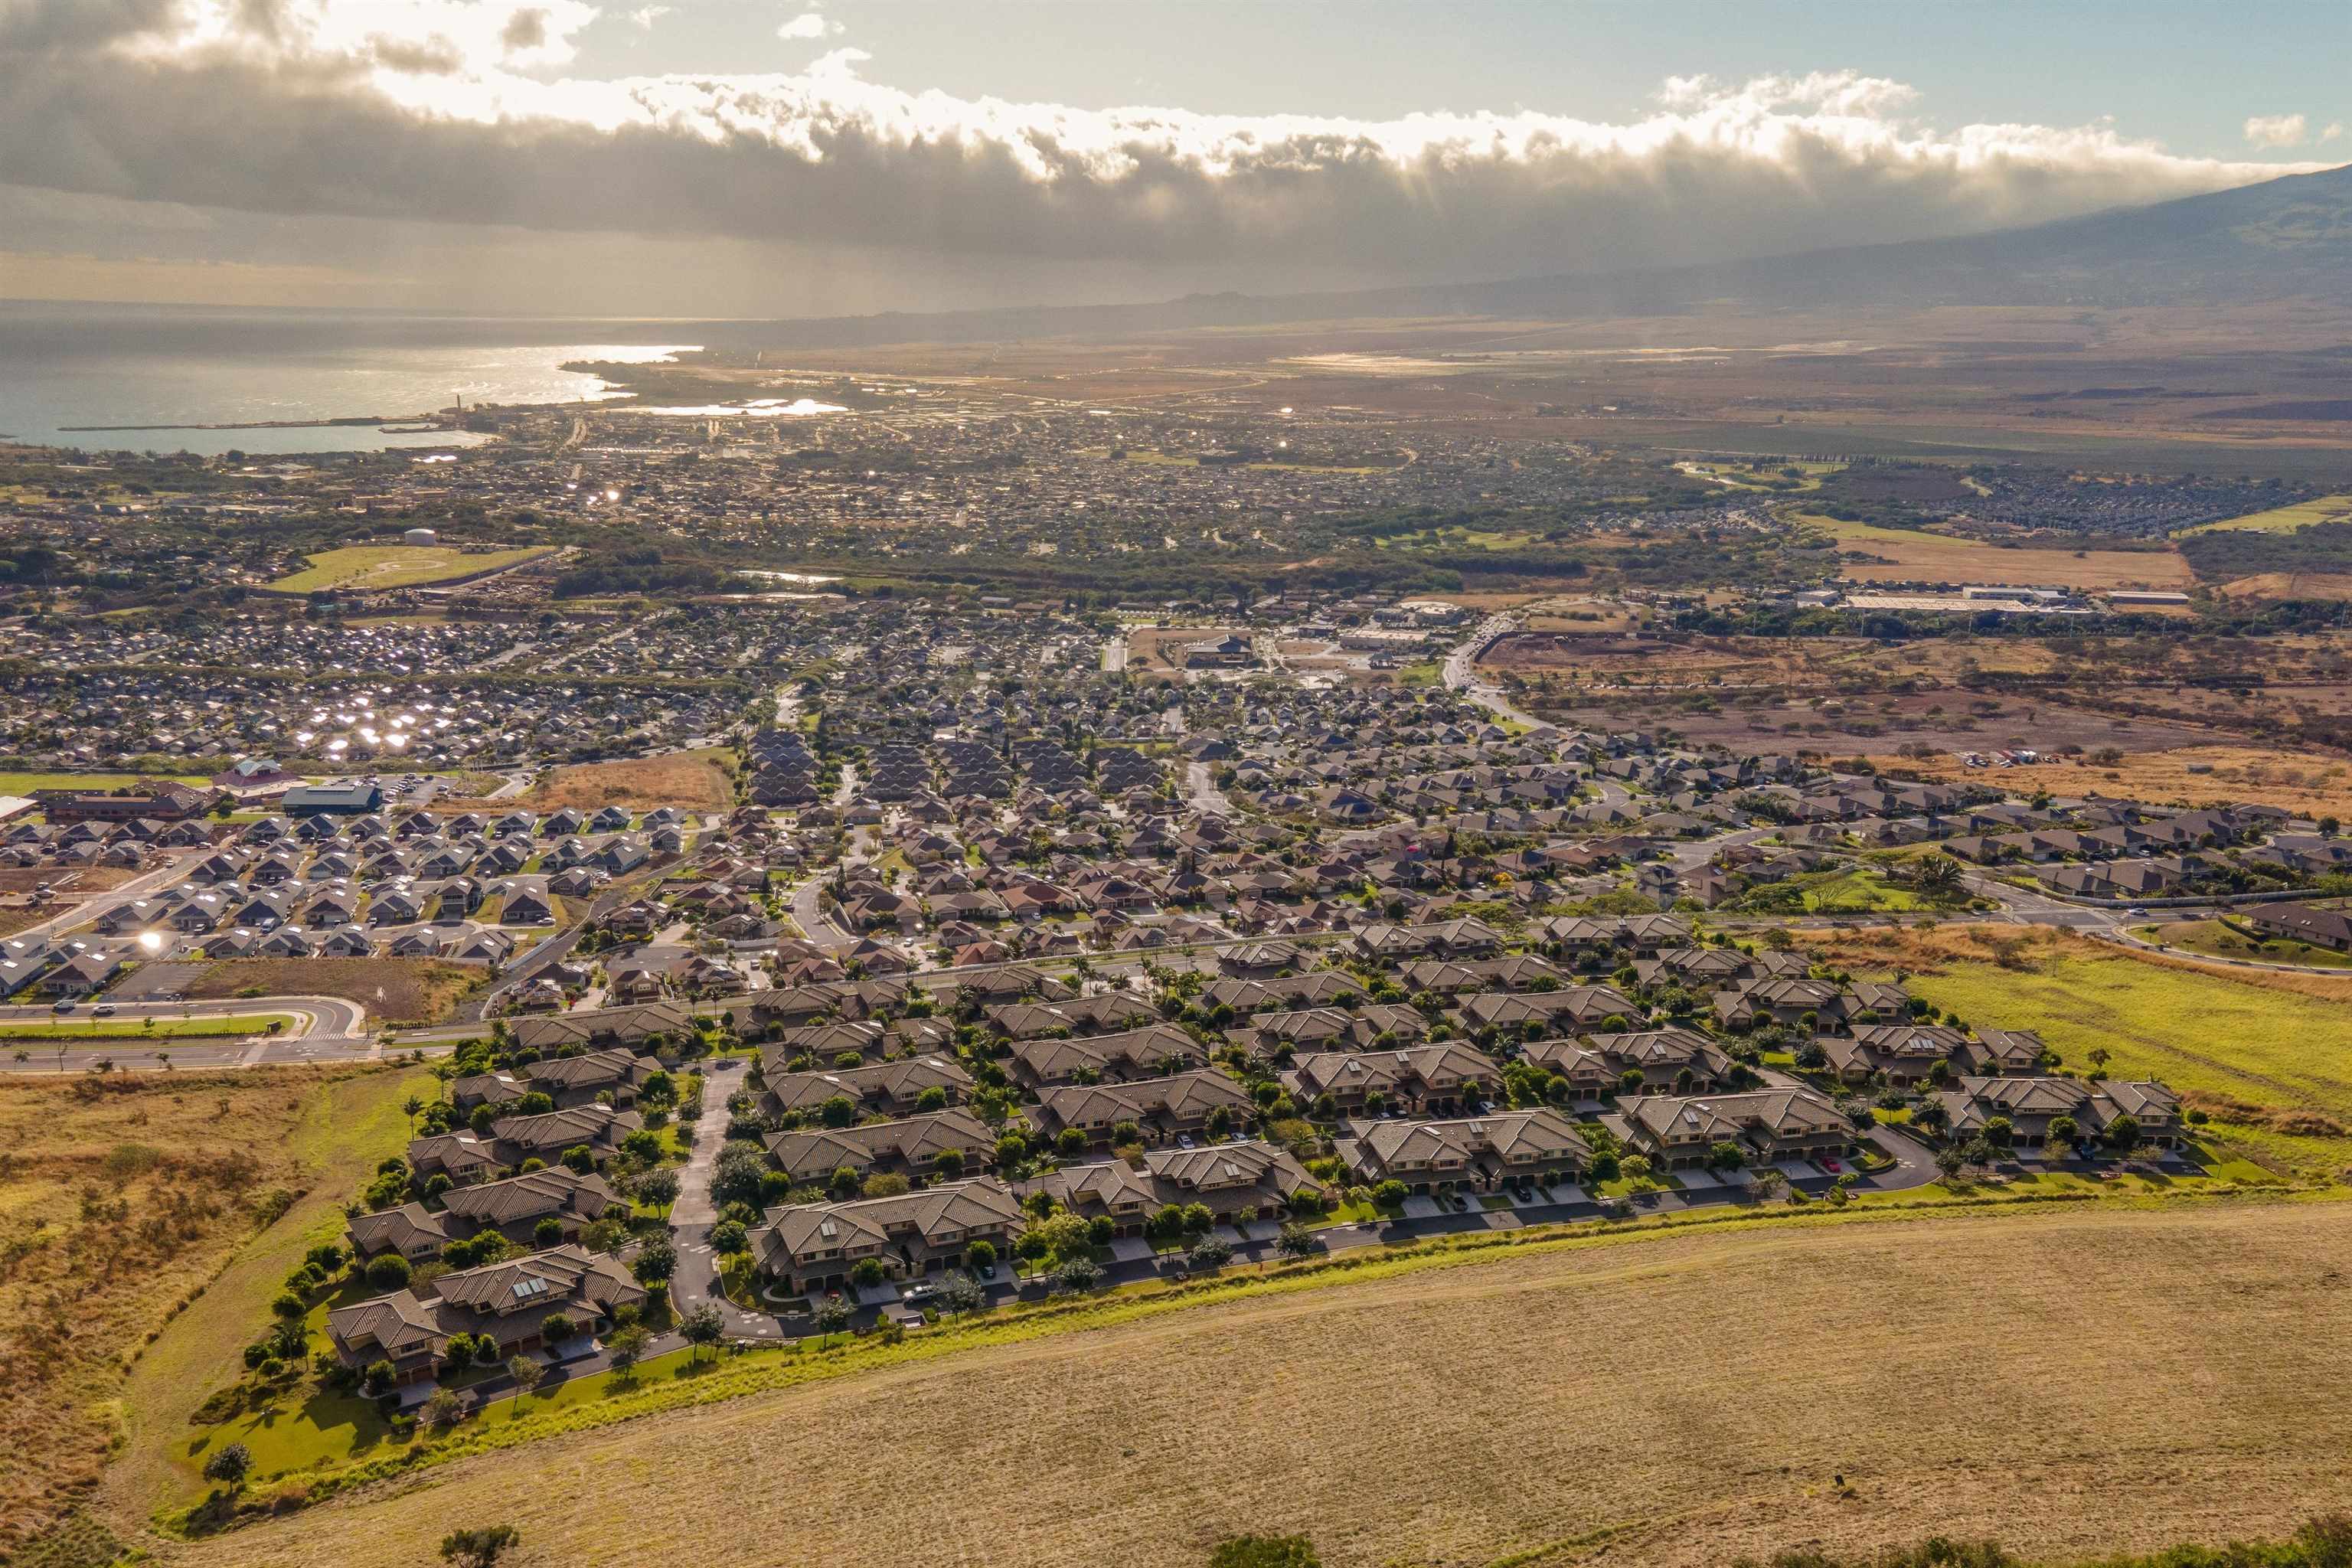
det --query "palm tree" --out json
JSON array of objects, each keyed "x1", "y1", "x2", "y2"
[{"x1": 403, "y1": 1095, "x2": 426, "y2": 1132}]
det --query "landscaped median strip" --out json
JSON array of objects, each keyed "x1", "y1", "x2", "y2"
[
  {"x1": 166, "y1": 1176, "x2": 2341, "y2": 1537},
  {"x1": 0, "y1": 1014, "x2": 299, "y2": 1042}
]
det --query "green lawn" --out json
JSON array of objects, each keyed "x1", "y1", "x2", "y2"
[
  {"x1": 2173, "y1": 492, "x2": 2352, "y2": 537},
  {"x1": 2137, "y1": 918, "x2": 2352, "y2": 971},
  {"x1": 267, "y1": 544, "x2": 553, "y2": 593},
  {"x1": 0, "y1": 1013, "x2": 296, "y2": 1042},
  {"x1": 0, "y1": 769, "x2": 209, "y2": 795},
  {"x1": 1903, "y1": 952, "x2": 2352, "y2": 1174},
  {"x1": 121, "y1": 1067, "x2": 436, "y2": 1514}
]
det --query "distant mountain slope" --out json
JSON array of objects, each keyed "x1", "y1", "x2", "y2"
[{"x1": 726, "y1": 163, "x2": 2352, "y2": 349}]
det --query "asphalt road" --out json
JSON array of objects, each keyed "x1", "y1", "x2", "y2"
[
  {"x1": 1442, "y1": 613, "x2": 1544, "y2": 729},
  {"x1": 0, "y1": 993, "x2": 374, "y2": 1072}
]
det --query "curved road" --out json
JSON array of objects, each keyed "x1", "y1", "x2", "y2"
[{"x1": 0, "y1": 993, "x2": 373, "y2": 1073}]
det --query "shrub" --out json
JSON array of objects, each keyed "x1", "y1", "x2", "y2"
[
  {"x1": 439, "y1": 1524, "x2": 521, "y2": 1567},
  {"x1": 364, "y1": 1253, "x2": 413, "y2": 1292},
  {"x1": 1210, "y1": 1536, "x2": 1321, "y2": 1568}
]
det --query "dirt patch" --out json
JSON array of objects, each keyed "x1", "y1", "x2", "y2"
[
  {"x1": 1873, "y1": 744, "x2": 2352, "y2": 820},
  {"x1": 182, "y1": 959, "x2": 486, "y2": 1025},
  {"x1": 521, "y1": 750, "x2": 737, "y2": 813},
  {"x1": 2221, "y1": 573, "x2": 2352, "y2": 602},
  {"x1": 175, "y1": 1202, "x2": 2352, "y2": 1568},
  {"x1": 1838, "y1": 544, "x2": 2194, "y2": 590}
]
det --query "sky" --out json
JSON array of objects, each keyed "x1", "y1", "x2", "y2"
[{"x1": 0, "y1": 0, "x2": 2343, "y2": 318}]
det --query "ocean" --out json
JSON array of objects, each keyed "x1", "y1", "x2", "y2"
[{"x1": 0, "y1": 301, "x2": 714, "y2": 456}]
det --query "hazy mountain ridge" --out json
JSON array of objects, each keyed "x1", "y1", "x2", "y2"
[{"x1": 721, "y1": 163, "x2": 2352, "y2": 350}]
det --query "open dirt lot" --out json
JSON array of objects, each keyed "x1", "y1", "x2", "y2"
[
  {"x1": 1804, "y1": 514, "x2": 2196, "y2": 590},
  {"x1": 165, "y1": 1200, "x2": 2352, "y2": 1568},
  {"x1": 1873, "y1": 743, "x2": 2352, "y2": 819},
  {"x1": 520, "y1": 750, "x2": 736, "y2": 813},
  {"x1": 182, "y1": 958, "x2": 485, "y2": 1025},
  {"x1": 1527, "y1": 691, "x2": 2210, "y2": 759}
]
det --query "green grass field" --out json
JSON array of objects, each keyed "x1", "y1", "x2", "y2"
[
  {"x1": 132, "y1": 1070, "x2": 436, "y2": 1510},
  {"x1": 266, "y1": 544, "x2": 552, "y2": 594},
  {"x1": 2136, "y1": 918, "x2": 2352, "y2": 971},
  {"x1": 1796, "y1": 511, "x2": 1985, "y2": 550},
  {"x1": 2173, "y1": 492, "x2": 2352, "y2": 537},
  {"x1": 0, "y1": 770, "x2": 208, "y2": 796},
  {"x1": 1903, "y1": 952, "x2": 2352, "y2": 1172}
]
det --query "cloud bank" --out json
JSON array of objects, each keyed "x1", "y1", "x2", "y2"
[{"x1": 0, "y1": 0, "x2": 2326, "y2": 292}]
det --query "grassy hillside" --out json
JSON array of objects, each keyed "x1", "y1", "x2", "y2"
[
  {"x1": 1803, "y1": 926, "x2": 2352, "y2": 1174},
  {"x1": 0, "y1": 1065, "x2": 423, "y2": 1560},
  {"x1": 168, "y1": 1199, "x2": 2352, "y2": 1568}
]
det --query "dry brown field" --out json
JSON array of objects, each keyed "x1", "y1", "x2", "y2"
[
  {"x1": 1874, "y1": 744, "x2": 2352, "y2": 820},
  {"x1": 2220, "y1": 572, "x2": 2352, "y2": 602},
  {"x1": 1838, "y1": 542, "x2": 2195, "y2": 590},
  {"x1": 0, "y1": 1067, "x2": 400, "y2": 1557},
  {"x1": 184, "y1": 958, "x2": 485, "y2": 1025},
  {"x1": 520, "y1": 749, "x2": 736, "y2": 812},
  {"x1": 165, "y1": 1200, "x2": 2352, "y2": 1568}
]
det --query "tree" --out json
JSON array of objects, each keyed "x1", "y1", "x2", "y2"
[
  {"x1": 2047, "y1": 1113, "x2": 2079, "y2": 1148},
  {"x1": 560, "y1": 1143, "x2": 596, "y2": 1174},
  {"x1": 710, "y1": 1218, "x2": 749, "y2": 1255},
  {"x1": 201, "y1": 1442, "x2": 252, "y2": 1488},
  {"x1": 420, "y1": 1385, "x2": 464, "y2": 1431},
  {"x1": 2102, "y1": 1112, "x2": 2143, "y2": 1155},
  {"x1": 439, "y1": 1524, "x2": 521, "y2": 1568},
  {"x1": 403, "y1": 1094, "x2": 425, "y2": 1132},
  {"x1": 680, "y1": 1302, "x2": 726, "y2": 1363},
  {"x1": 606, "y1": 1324, "x2": 651, "y2": 1374},
  {"x1": 1933, "y1": 1143, "x2": 1968, "y2": 1181},
  {"x1": 1705, "y1": 1140, "x2": 1747, "y2": 1173},
  {"x1": 534, "y1": 1217, "x2": 565, "y2": 1247},
  {"x1": 1187, "y1": 1237, "x2": 1233, "y2": 1271},
  {"x1": 964, "y1": 1238, "x2": 997, "y2": 1272},
  {"x1": 364, "y1": 1253, "x2": 413, "y2": 1292},
  {"x1": 814, "y1": 1297, "x2": 851, "y2": 1344},
  {"x1": 1274, "y1": 1223, "x2": 1319, "y2": 1259},
  {"x1": 633, "y1": 1167, "x2": 681, "y2": 1208},
  {"x1": 505, "y1": 1354, "x2": 544, "y2": 1396},
  {"x1": 848, "y1": 1256, "x2": 887, "y2": 1288},
  {"x1": 630, "y1": 1236, "x2": 678, "y2": 1287}
]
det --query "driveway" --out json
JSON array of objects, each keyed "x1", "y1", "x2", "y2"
[{"x1": 665, "y1": 1057, "x2": 789, "y2": 1338}]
